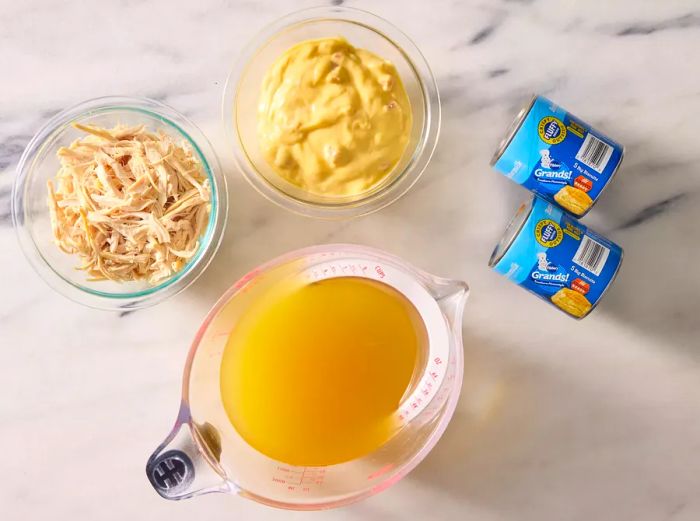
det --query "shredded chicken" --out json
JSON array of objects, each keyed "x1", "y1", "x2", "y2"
[{"x1": 47, "y1": 123, "x2": 211, "y2": 284}]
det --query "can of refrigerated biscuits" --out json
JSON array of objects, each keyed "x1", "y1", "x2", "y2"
[
  {"x1": 489, "y1": 196, "x2": 623, "y2": 319},
  {"x1": 491, "y1": 95, "x2": 624, "y2": 217}
]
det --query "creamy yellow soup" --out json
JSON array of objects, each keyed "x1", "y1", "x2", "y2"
[{"x1": 257, "y1": 37, "x2": 413, "y2": 197}]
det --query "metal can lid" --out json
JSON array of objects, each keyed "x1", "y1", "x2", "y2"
[
  {"x1": 490, "y1": 94, "x2": 537, "y2": 166},
  {"x1": 488, "y1": 196, "x2": 534, "y2": 268}
]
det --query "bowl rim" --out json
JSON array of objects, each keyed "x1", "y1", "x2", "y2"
[
  {"x1": 222, "y1": 5, "x2": 441, "y2": 219},
  {"x1": 12, "y1": 95, "x2": 228, "y2": 310}
]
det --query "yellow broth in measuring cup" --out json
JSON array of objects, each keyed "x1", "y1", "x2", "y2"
[
  {"x1": 147, "y1": 244, "x2": 467, "y2": 508},
  {"x1": 220, "y1": 276, "x2": 427, "y2": 466}
]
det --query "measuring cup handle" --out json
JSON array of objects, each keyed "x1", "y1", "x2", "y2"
[{"x1": 146, "y1": 403, "x2": 230, "y2": 500}]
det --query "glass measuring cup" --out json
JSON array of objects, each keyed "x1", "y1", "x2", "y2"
[{"x1": 146, "y1": 244, "x2": 468, "y2": 509}]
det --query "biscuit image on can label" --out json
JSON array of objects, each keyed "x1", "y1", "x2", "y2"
[
  {"x1": 551, "y1": 287, "x2": 593, "y2": 318},
  {"x1": 554, "y1": 185, "x2": 593, "y2": 216}
]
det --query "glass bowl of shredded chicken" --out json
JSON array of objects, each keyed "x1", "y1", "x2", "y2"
[{"x1": 12, "y1": 96, "x2": 228, "y2": 310}]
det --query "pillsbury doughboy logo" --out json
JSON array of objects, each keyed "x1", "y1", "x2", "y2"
[
  {"x1": 538, "y1": 116, "x2": 566, "y2": 144},
  {"x1": 538, "y1": 150, "x2": 560, "y2": 169},
  {"x1": 536, "y1": 252, "x2": 557, "y2": 272},
  {"x1": 534, "y1": 150, "x2": 573, "y2": 184},
  {"x1": 530, "y1": 252, "x2": 569, "y2": 286},
  {"x1": 535, "y1": 219, "x2": 563, "y2": 247}
]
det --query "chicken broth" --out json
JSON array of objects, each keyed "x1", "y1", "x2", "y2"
[{"x1": 219, "y1": 276, "x2": 426, "y2": 466}]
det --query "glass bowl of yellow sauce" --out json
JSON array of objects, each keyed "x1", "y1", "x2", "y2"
[{"x1": 224, "y1": 6, "x2": 441, "y2": 219}]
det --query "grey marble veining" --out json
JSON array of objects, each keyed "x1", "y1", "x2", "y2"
[{"x1": 1, "y1": 1, "x2": 700, "y2": 520}]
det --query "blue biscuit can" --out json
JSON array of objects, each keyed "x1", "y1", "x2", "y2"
[
  {"x1": 491, "y1": 95, "x2": 624, "y2": 217},
  {"x1": 489, "y1": 196, "x2": 623, "y2": 319}
]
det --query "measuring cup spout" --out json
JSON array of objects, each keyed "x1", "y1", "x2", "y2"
[
  {"x1": 146, "y1": 403, "x2": 231, "y2": 500},
  {"x1": 429, "y1": 278, "x2": 469, "y2": 328}
]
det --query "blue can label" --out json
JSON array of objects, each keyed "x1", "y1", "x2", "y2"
[
  {"x1": 494, "y1": 96, "x2": 624, "y2": 216},
  {"x1": 492, "y1": 197, "x2": 623, "y2": 318}
]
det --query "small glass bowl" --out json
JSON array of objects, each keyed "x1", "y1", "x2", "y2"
[
  {"x1": 223, "y1": 6, "x2": 441, "y2": 219},
  {"x1": 12, "y1": 96, "x2": 228, "y2": 310}
]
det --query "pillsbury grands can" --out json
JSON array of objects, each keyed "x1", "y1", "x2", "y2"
[
  {"x1": 489, "y1": 196, "x2": 623, "y2": 319},
  {"x1": 491, "y1": 95, "x2": 624, "y2": 217}
]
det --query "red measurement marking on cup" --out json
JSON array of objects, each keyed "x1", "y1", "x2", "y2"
[
  {"x1": 311, "y1": 263, "x2": 372, "y2": 281},
  {"x1": 272, "y1": 466, "x2": 325, "y2": 491},
  {"x1": 399, "y1": 357, "x2": 447, "y2": 421},
  {"x1": 341, "y1": 264, "x2": 358, "y2": 274},
  {"x1": 371, "y1": 472, "x2": 403, "y2": 494},
  {"x1": 375, "y1": 265, "x2": 386, "y2": 278},
  {"x1": 233, "y1": 268, "x2": 261, "y2": 290},
  {"x1": 367, "y1": 464, "x2": 394, "y2": 481}
]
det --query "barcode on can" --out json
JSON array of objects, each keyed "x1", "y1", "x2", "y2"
[
  {"x1": 573, "y1": 235, "x2": 610, "y2": 276},
  {"x1": 576, "y1": 133, "x2": 613, "y2": 173}
]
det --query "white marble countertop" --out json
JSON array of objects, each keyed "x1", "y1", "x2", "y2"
[{"x1": 2, "y1": 1, "x2": 700, "y2": 519}]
